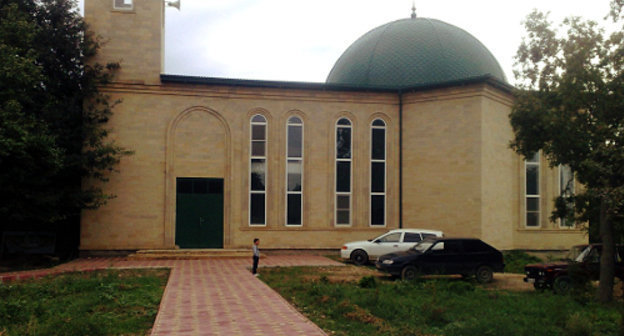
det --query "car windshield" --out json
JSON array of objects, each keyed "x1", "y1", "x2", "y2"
[
  {"x1": 412, "y1": 240, "x2": 435, "y2": 252},
  {"x1": 561, "y1": 245, "x2": 586, "y2": 261},
  {"x1": 574, "y1": 245, "x2": 592, "y2": 262}
]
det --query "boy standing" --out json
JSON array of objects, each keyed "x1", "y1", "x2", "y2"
[{"x1": 252, "y1": 238, "x2": 260, "y2": 276}]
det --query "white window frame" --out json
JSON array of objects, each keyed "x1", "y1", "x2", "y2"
[
  {"x1": 286, "y1": 116, "x2": 303, "y2": 227},
  {"x1": 113, "y1": 0, "x2": 133, "y2": 10},
  {"x1": 249, "y1": 115, "x2": 267, "y2": 226},
  {"x1": 370, "y1": 119, "x2": 386, "y2": 227},
  {"x1": 335, "y1": 118, "x2": 352, "y2": 227},
  {"x1": 524, "y1": 152, "x2": 540, "y2": 228},
  {"x1": 558, "y1": 164, "x2": 575, "y2": 228}
]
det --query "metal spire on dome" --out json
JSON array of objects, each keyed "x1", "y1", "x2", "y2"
[{"x1": 411, "y1": 1, "x2": 417, "y2": 19}]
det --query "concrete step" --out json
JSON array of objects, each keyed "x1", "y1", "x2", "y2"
[{"x1": 128, "y1": 249, "x2": 252, "y2": 260}]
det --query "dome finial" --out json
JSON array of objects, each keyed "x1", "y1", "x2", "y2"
[{"x1": 411, "y1": 1, "x2": 417, "y2": 19}]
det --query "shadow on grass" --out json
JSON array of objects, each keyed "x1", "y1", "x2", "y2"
[{"x1": 0, "y1": 254, "x2": 64, "y2": 273}]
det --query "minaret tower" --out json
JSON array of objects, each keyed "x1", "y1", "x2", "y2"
[{"x1": 85, "y1": 0, "x2": 165, "y2": 85}]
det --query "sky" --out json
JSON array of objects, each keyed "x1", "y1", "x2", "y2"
[{"x1": 77, "y1": 0, "x2": 616, "y2": 85}]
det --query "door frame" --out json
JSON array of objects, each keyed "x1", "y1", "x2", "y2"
[{"x1": 163, "y1": 107, "x2": 232, "y2": 249}]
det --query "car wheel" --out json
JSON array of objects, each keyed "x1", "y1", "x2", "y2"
[
  {"x1": 401, "y1": 266, "x2": 419, "y2": 281},
  {"x1": 533, "y1": 282, "x2": 546, "y2": 291},
  {"x1": 475, "y1": 265, "x2": 494, "y2": 283},
  {"x1": 553, "y1": 276, "x2": 572, "y2": 295},
  {"x1": 350, "y1": 250, "x2": 369, "y2": 266}
]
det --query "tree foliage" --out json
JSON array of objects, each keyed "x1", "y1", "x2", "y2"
[
  {"x1": 0, "y1": 0, "x2": 129, "y2": 251},
  {"x1": 510, "y1": 1, "x2": 624, "y2": 302}
]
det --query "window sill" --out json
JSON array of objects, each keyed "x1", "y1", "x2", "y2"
[
  {"x1": 240, "y1": 226, "x2": 392, "y2": 232},
  {"x1": 112, "y1": 9, "x2": 136, "y2": 14},
  {"x1": 516, "y1": 228, "x2": 584, "y2": 233}
]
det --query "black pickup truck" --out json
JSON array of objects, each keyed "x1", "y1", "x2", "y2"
[{"x1": 524, "y1": 244, "x2": 624, "y2": 294}]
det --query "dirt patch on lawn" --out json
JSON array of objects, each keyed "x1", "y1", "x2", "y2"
[
  {"x1": 302, "y1": 264, "x2": 534, "y2": 291},
  {"x1": 302, "y1": 265, "x2": 381, "y2": 283},
  {"x1": 481, "y1": 273, "x2": 533, "y2": 291},
  {"x1": 299, "y1": 264, "x2": 624, "y2": 299}
]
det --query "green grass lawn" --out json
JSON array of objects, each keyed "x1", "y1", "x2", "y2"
[
  {"x1": 0, "y1": 268, "x2": 169, "y2": 336},
  {"x1": 261, "y1": 266, "x2": 623, "y2": 336}
]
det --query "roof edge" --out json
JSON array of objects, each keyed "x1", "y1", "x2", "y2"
[
  {"x1": 160, "y1": 74, "x2": 514, "y2": 95},
  {"x1": 160, "y1": 74, "x2": 397, "y2": 93},
  {"x1": 399, "y1": 74, "x2": 514, "y2": 95}
]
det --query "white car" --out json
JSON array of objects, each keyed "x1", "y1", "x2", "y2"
[{"x1": 340, "y1": 229, "x2": 444, "y2": 265}]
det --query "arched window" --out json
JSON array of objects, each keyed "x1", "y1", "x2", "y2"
[
  {"x1": 286, "y1": 116, "x2": 303, "y2": 226},
  {"x1": 525, "y1": 152, "x2": 540, "y2": 227},
  {"x1": 249, "y1": 115, "x2": 267, "y2": 226},
  {"x1": 335, "y1": 118, "x2": 352, "y2": 226},
  {"x1": 559, "y1": 165, "x2": 575, "y2": 227},
  {"x1": 371, "y1": 119, "x2": 386, "y2": 226}
]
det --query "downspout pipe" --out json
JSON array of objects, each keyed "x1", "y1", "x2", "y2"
[{"x1": 399, "y1": 90, "x2": 403, "y2": 229}]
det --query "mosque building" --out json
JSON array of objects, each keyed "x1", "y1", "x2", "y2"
[{"x1": 80, "y1": 0, "x2": 586, "y2": 252}]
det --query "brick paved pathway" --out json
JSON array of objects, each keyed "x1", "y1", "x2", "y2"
[{"x1": 0, "y1": 256, "x2": 343, "y2": 335}]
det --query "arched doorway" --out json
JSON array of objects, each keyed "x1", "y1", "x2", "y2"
[{"x1": 166, "y1": 107, "x2": 230, "y2": 248}]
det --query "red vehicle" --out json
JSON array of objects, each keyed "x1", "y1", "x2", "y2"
[{"x1": 524, "y1": 244, "x2": 624, "y2": 294}]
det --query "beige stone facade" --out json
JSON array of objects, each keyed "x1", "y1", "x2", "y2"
[{"x1": 80, "y1": 0, "x2": 586, "y2": 252}]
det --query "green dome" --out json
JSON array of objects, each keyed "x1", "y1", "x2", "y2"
[{"x1": 326, "y1": 18, "x2": 506, "y2": 89}]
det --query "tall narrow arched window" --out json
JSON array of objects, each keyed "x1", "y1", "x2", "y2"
[
  {"x1": 371, "y1": 119, "x2": 386, "y2": 226},
  {"x1": 249, "y1": 115, "x2": 267, "y2": 226},
  {"x1": 559, "y1": 165, "x2": 575, "y2": 227},
  {"x1": 335, "y1": 118, "x2": 352, "y2": 226},
  {"x1": 286, "y1": 116, "x2": 303, "y2": 226},
  {"x1": 525, "y1": 152, "x2": 540, "y2": 227}
]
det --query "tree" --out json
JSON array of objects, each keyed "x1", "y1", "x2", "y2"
[
  {"x1": 0, "y1": 0, "x2": 129, "y2": 255},
  {"x1": 510, "y1": 1, "x2": 624, "y2": 302}
]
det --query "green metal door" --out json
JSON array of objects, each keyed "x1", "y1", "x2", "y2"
[{"x1": 175, "y1": 178, "x2": 224, "y2": 248}]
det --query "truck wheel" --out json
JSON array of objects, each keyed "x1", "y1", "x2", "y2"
[
  {"x1": 475, "y1": 265, "x2": 494, "y2": 283},
  {"x1": 401, "y1": 266, "x2": 419, "y2": 281},
  {"x1": 350, "y1": 250, "x2": 369, "y2": 266},
  {"x1": 533, "y1": 282, "x2": 546, "y2": 291},
  {"x1": 553, "y1": 276, "x2": 572, "y2": 295}
]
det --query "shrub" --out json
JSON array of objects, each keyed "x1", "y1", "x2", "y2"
[
  {"x1": 446, "y1": 281, "x2": 475, "y2": 294},
  {"x1": 421, "y1": 300, "x2": 448, "y2": 326},
  {"x1": 358, "y1": 276, "x2": 377, "y2": 289},
  {"x1": 564, "y1": 312, "x2": 593, "y2": 336},
  {"x1": 503, "y1": 250, "x2": 542, "y2": 274}
]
